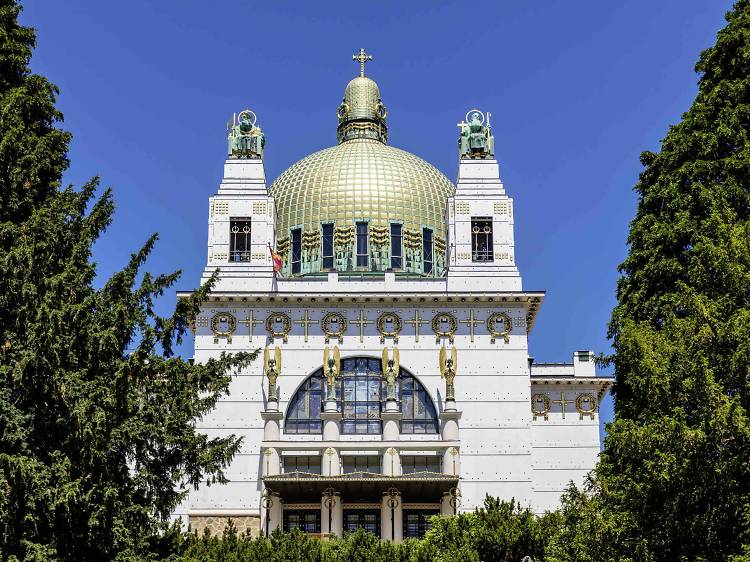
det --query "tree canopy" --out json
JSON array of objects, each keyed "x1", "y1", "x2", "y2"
[
  {"x1": 552, "y1": 1, "x2": 750, "y2": 560},
  {"x1": 0, "y1": 1, "x2": 252, "y2": 559}
]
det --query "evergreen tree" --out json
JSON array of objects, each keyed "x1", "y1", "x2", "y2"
[
  {"x1": 555, "y1": 1, "x2": 750, "y2": 560},
  {"x1": 0, "y1": 1, "x2": 252, "y2": 559}
]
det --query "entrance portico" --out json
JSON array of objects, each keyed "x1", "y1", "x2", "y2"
[{"x1": 263, "y1": 472, "x2": 458, "y2": 540}]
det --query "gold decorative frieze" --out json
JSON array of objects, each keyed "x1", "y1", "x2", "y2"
[
  {"x1": 377, "y1": 312, "x2": 402, "y2": 343},
  {"x1": 531, "y1": 394, "x2": 550, "y2": 421},
  {"x1": 486, "y1": 312, "x2": 512, "y2": 343},
  {"x1": 266, "y1": 312, "x2": 292, "y2": 342},
  {"x1": 252, "y1": 201, "x2": 267, "y2": 215},
  {"x1": 456, "y1": 202, "x2": 470, "y2": 214},
  {"x1": 432, "y1": 313, "x2": 458, "y2": 344},
  {"x1": 321, "y1": 312, "x2": 347, "y2": 343},
  {"x1": 576, "y1": 393, "x2": 597, "y2": 420},
  {"x1": 211, "y1": 312, "x2": 236, "y2": 344},
  {"x1": 214, "y1": 201, "x2": 229, "y2": 215}
]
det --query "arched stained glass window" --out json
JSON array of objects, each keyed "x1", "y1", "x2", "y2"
[{"x1": 284, "y1": 356, "x2": 438, "y2": 435}]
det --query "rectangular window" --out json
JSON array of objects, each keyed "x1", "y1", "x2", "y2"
[
  {"x1": 356, "y1": 221, "x2": 369, "y2": 268},
  {"x1": 321, "y1": 223, "x2": 334, "y2": 269},
  {"x1": 229, "y1": 218, "x2": 251, "y2": 262},
  {"x1": 344, "y1": 511, "x2": 380, "y2": 536},
  {"x1": 291, "y1": 227, "x2": 302, "y2": 274},
  {"x1": 401, "y1": 455, "x2": 441, "y2": 474},
  {"x1": 422, "y1": 228, "x2": 433, "y2": 274},
  {"x1": 283, "y1": 455, "x2": 322, "y2": 474},
  {"x1": 342, "y1": 455, "x2": 381, "y2": 474},
  {"x1": 403, "y1": 510, "x2": 439, "y2": 539},
  {"x1": 471, "y1": 217, "x2": 494, "y2": 262},
  {"x1": 284, "y1": 510, "x2": 321, "y2": 534},
  {"x1": 390, "y1": 223, "x2": 403, "y2": 269}
]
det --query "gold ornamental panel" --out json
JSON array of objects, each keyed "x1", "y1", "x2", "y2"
[
  {"x1": 576, "y1": 393, "x2": 597, "y2": 420},
  {"x1": 321, "y1": 312, "x2": 348, "y2": 343},
  {"x1": 266, "y1": 313, "x2": 292, "y2": 343},
  {"x1": 377, "y1": 312, "x2": 402, "y2": 343},
  {"x1": 531, "y1": 394, "x2": 551, "y2": 421},
  {"x1": 432, "y1": 313, "x2": 458, "y2": 344},
  {"x1": 211, "y1": 312, "x2": 236, "y2": 344},
  {"x1": 487, "y1": 312, "x2": 512, "y2": 344}
]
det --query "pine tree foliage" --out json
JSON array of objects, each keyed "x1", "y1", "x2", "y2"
[
  {"x1": 0, "y1": 1, "x2": 253, "y2": 559},
  {"x1": 555, "y1": 1, "x2": 750, "y2": 560}
]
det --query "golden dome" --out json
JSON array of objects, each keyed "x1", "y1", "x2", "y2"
[
  {"x1": 270, "y1": 138, "x2": 454, "y2": 240},
  {"x1": 269, "y1": 50, "x2": 454, "y2": 276}
]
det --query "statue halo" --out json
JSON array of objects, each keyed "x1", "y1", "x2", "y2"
[
  {"x1": 238, "y1": 109, "x2": 257, "y2": 126},
  {"x1": 465, "y1": 108, "x2": 485, "y2": 125}
]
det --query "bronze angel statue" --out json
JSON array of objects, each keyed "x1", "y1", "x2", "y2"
[
  {"x1": 381, "y1": 347, "x2": 400, "y2": 401},
  {"x1": 322, "y1": 345, "x2": 341, "y2": 402},
  {"x1": 439, "y1": 345, "x2": 458, "y2": 401},
  {"x1": 263, "y1": 345, "x2": 282, "y2": 401}
]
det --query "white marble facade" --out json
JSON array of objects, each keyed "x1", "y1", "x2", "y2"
[{"x1": 174, "y1": 149, "x2": 611, "y2": 541}]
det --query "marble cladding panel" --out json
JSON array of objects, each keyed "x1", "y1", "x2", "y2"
[
  {"x1": 531, "y1": 447, "x2": 600, "y2": 470},
  {"x1": 190, "y1": 481, "x2": 261, "y2": 510}
]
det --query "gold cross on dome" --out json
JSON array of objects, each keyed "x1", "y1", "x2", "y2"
[{"x1": 353, "y1": 48, "x2": 373, "y2": 77}]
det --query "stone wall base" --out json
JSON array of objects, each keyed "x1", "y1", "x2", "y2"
[{"x1": 188, "y1": 515, "x2": 261, "y2": 537}]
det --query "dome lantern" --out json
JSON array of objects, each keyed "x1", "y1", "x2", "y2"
[{"x1": 337, "y1": 49, "x2": 388, "y2": 144}]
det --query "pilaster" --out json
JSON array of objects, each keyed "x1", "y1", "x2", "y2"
[{"x1": 381, "y1": 490, "x2": 403, "y2": 542}]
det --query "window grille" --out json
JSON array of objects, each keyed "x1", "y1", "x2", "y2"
[
  {"x1": 291, "y1": 228, "x2": 302, "y2": 274},
  {"x1": 390, "y1": 223, "x2": 403, "y2": 269},
  {"x1": 229, "y1": 218, "x2": 251, "y2": 262},
  {"x1": 471, "y1": 217, "x2": 493, "y2": 262},
  {"x1": 422, "y1": 227, "x2": 433, "y2": 274},
  {"x1": 321, "y1": 223, "x2": 334, "y2": 269},
  {"x1": 356, "y1": 222, "x2": 369, "y2": 267}
]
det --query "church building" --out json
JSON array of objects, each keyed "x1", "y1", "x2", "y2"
[{"x1": 175, "y1": 50, "x2": 612, "y2": 541}]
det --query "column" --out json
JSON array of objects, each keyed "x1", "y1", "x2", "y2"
[
  {"x1": 261, "y1": 488, "x2": 282, "y2": 535},
  {"x1": 439, "y1": 409, "x2": 461, "y2": 442},
  {"x1": 322, "y1": 447, "x2": 341, "y2": 476},
  {"x1": 382, "y1": 447, "x2": 401, "y2": 476},
  {"x1": 381, "y1": 489, "x2": 403, "y2": 542},
  {"x1": 262, "y1": 447, "x2": 280, "y2": 476},
  {"x1": 442, "y1": 446, "x2": 460, "y2": 477},
  {"x1": 440, "y1": 488, "x2": 461, "y2": 516},
  {"x1": 321, "y1": 411, "x2": 342, "y2": 440},
  {"x1": 381, "y1": 410, "x2": 402, "y2": 441},
  {"x1": 261, "y1": 410, "x2": 283, "y2": 441},
  {"x1": 321, "y1": 490, "x2": 343, "y2": 537}
]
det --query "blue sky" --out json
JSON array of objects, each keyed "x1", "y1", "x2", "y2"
[{"x1": 22, "y1": 1, "x2": 731, "y2": 435}]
